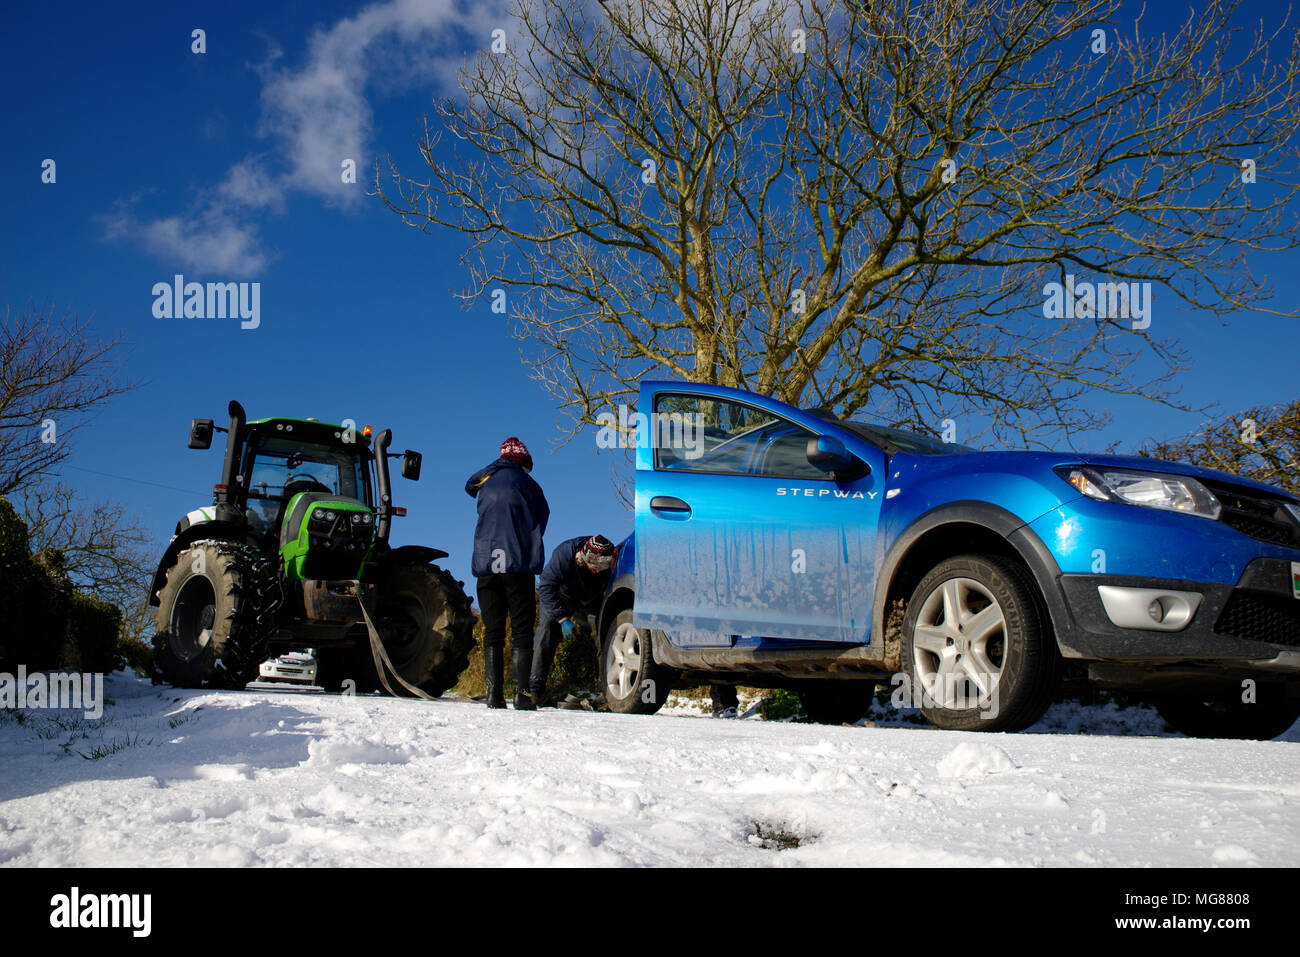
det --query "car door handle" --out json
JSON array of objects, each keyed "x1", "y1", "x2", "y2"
[{"x1": 650, "y1": 496, "x2": 692, "y2": 515}]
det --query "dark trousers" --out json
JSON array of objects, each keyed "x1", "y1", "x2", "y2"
[
  {"x1": 477, "y1": 573, "x2": 536, "y2": 651},
  {"x1": 530, "y1": 606, "x2": 598, "y2": 694},
  {"x1": 711, "y1": 684, "x2": 739, "y2": 715}
]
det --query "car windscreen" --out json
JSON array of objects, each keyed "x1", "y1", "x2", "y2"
[{"x1": 837, "y1": 422, "x2": 974, "y2": 455}]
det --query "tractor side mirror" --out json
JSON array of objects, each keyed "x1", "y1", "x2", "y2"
[
  {"x1": 806, "y1": 434, "x2": 855, "y2": 474},
  {"x1": 401, "y1": 450, "x2": 423, "y2": 481},
  {"x1": 189, "y1": 419, "x2": 214, "y2": 450}
]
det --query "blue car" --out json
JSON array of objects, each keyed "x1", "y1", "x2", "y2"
[{"x1": 596, "y1": 381, "x2": 1300, "y2": 737}]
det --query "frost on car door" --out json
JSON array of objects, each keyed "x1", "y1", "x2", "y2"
[{"x1": 633, "y1": 388, "x2": 881, "y2": 644}]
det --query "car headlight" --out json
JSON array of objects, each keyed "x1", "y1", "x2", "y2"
[{"x1": 1055, "y1": 466, "x2": 1221, "y2": 520}]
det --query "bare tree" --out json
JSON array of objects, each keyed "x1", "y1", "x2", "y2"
[
  {"x1": 0, "y1": 303, "x2": 134, "y2": 494},
  {"x1": 16, "y1": 481, "x2": 156, "y2": 635},
  {"x1": 1142, "y1": 400, "x2": 1300, "y2": 495},
  {"x1": 379, "y1": 0, "x2": 1300, "y2": 446}
]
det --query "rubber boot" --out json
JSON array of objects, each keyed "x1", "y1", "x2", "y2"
[
  {"x1": 484, "y1": 645, "x2": 506, "y2": 709},
  {"x1": 531, "y1": 642, "x2": 557, "y2": 707},
  {"x1": 710, "y1": 684, "x2": 739, "y2": 718},
  {"x1": 512, "y1": 645, "x2": 536, "y2": 710}
]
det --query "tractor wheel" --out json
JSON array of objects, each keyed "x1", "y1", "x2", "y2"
[
  {"x1": 369, "y1": 563, "x2": 476, "y2": 696},
  {"x1": 152, "y1": 540, "x2": 276, "y2": 689}
]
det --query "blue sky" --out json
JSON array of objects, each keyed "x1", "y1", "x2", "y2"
[{"x1": 2, "y1": 0, "x2": 1297, "y2": 592}]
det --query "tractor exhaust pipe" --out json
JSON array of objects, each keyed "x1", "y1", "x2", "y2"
[
  {"x1": 215, "y1": 400, "x2": 246, "y2": 522},
  {"x1": 374, "y1": 428, "x2": 394, "y2": 543}
]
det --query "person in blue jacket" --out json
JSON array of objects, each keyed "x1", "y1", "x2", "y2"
[
  {"x1": 526, "y1": 534, "x2": 617, "y2": 706},
  {"x1": 465, "y1": 437, "x2": 549, "y2": 710}
]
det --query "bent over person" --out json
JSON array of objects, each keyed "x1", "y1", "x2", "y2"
[
  {"x1": 465, "y1": 437, "x2": 549, "y2": 710},
  {"x1": 527, "y1": 535, "x2": 617, "y2": 706}
]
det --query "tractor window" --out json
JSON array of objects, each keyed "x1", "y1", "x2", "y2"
[{"x1": 242, "y1": 437, "x2": 368, "y2": 533}]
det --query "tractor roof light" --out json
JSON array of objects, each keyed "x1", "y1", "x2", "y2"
[
  {"x1": 393, "y1": 506, "x2": 407, "y2": 517},
  {"x1": 363, "y1": 425, "x2": 373, "y2": 438}
]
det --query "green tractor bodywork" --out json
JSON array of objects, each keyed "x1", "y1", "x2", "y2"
[
  {"x1": 148, "y1": 401, "x2": 476, "y2": 695},
  {"x1": 279, "y1": 494, "x2": 375, "y2": 582}
]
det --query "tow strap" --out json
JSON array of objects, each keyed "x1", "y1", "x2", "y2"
[{"x1": 349, "y1": 583, "x2": 438, "y2": 701}]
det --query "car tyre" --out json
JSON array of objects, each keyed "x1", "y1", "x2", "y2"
[
  {"x1": 601, "y1": 609, "x2": 670, "y2": 715},
  {"x1": 902, "y1": 554, "x2": 1058, "y2": 732}
]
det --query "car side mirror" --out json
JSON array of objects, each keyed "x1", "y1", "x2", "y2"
[
  {"x1": 189, "y1": 419, "x2": 214, "y2": 450},
  {"x1": 806, "y1": 434, "x2": 864, "y2": 477},
  {"x1": 401, "y1": 450, "x2": 422, "y2": 481}
]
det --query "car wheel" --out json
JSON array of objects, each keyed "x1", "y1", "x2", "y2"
[
  {"x1": 1155, "y1": 686, "x2": 1300, "y2": 740},
  {"x1": 601, "y1": 609, "x2": 669, "y2": 715},
  {"x1": 902, "y1": 554, "x2": 1058, "y2": 732}
]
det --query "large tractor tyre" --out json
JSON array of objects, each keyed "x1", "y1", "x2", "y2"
[
  {"x1": 797, "y1": 683, "x2": 875, "y2": 725},
  {"x1": 1155, "y1": 686, "x2": 1300, "y2": 740},
  {"x1": 368, "y1": 563, "x2": 476, "y2": 697},
  {"x1": 153, "y1": 540, "x2": 276, "y2": 690},
  {"x1": 901, "y1": 554, "x2": 1059, "y2": 733},
  {"x1": 601, "y1": 609, "x2": 673, "y2": 715}
]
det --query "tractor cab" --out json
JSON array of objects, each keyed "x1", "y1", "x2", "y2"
[
  {"x1": 186, "y1": 403, "x2": 422, "y2": 584},
  {"x1": 241, "y1": 423, "x2": 372, "y2": 538}
]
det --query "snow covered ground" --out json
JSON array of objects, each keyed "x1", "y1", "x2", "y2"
[{"x1": 1, "y1": 673, "x2": 1297, "y2": 867}]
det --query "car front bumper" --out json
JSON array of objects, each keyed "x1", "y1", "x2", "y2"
[{"x1": 1052, "y1": 557, "x2": 1300, "y2": 672}]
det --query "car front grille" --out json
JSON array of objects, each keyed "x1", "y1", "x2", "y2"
[
  {"x1": 1214, "y1": 590, "x2": 1300, "y2": 648},
  {"x1": 1203, "y1": 480, "x2": 1300, "y2": 549}
]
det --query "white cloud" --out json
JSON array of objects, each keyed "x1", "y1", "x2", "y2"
[
  {"x1": 102, "y1": 205, "x2": 270, "y2": 275},
  {"x1": 105, "y1": 0, "x2": 508, "y2": 275},
  {"x1": 216, "y1": 157, "x2": 288, "y2": 214}
]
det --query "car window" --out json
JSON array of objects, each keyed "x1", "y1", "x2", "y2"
[
  {"x1": 754, "y1": 425, "x2": 832, "y2": 479},
  {"x1": 654, "y1": 394, "x2": 777, "y2": 473},
  {"x1": 653, "y1": 395, "x2": 833, "y2": 478}
]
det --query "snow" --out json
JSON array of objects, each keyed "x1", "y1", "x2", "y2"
[
  {"x1": 1, "y1": 673, "x2": 1297, "y2": 867},
  {"x1": 935, "y1": 742, "x2": 1018, "y2": 778}
]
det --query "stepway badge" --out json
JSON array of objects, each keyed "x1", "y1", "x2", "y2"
[{"x1": 1292, "y1": 561, "x2": 1300, "y2": 599}]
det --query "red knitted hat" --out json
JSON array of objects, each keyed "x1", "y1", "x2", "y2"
[
  {"x1": 578, "y1": 534, "x2": 617, "y2": 572},
  {"x1": 500, "y1": 436, "x2": 533, "y2": 470}
]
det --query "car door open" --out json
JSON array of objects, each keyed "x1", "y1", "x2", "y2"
[{"x1": 633, "y1": 384, "x2": 883, "y2": 644}]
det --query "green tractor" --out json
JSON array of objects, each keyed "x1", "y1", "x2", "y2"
[{"x1": 148, "y1": 400, "x2": 476, "y2": 696}]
